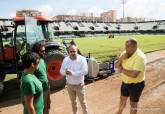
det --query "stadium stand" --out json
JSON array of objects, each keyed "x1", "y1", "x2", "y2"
[
  {"x1": 137, "y1": 22, "x2": 157, "y2": 31},
  {"x1": 1, "y1": 18, "x2": 165, "y2": 37},
  {"x1": 158, "y1": 21, "x2": 165, "y2": 30},
  {"x1": 0, "y1": 19, "x2": 13, "y2": 27},
  {"x1": 118, "y1": 23, "x2": 135, "y2": 31},
  {"x1": 58, "y1": 21, "x2": 74, "y2": 32}
]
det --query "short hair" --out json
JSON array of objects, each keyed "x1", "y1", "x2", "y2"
[
  {"x1": 32, "y1": 42, "x2": 45, "y2": 53},
  {"x1": 22, "y1": 52, "x2": 40, "y2": 69},
  {"x1": 126, "y1": 38, "x2": 137, "y2": 45},
  {"x1": 69, "y1": 44, "x2": 77, "y2": 51}
]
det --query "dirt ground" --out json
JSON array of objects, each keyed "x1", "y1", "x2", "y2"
[{"x1": 0, "y1": 50, "x2": 165, "y2": 114}]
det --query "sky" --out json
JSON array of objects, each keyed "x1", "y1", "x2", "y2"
[{"x1": 0, "y1": 0, "x2": 165, "y2": 20}]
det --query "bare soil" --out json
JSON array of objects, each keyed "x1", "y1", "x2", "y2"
[{"x1": 0, "y1": 50, "x2": 165, "y2": 114}]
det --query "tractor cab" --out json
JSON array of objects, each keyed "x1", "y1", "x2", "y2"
[
  {"x1": 13, "y1": 16, "x2": 54, "y2": 54},
  {"x1": 13, "y1": 16, "x2": 67, "y2": 55}
]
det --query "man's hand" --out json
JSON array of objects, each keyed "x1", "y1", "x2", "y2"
[
  {"x1": 119, "y1": 52, "x2": 128, "y2": 61},
  {"x1": 65, "y1": 68, "x2": 72, "y2": 76},
  {"x1": 115, "y1": 52, "x2": 128, "y2": 69},
  {"x1": 118, "y1": 66, "x2": 123, "y2": 73}
]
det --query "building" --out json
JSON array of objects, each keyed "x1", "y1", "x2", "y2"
[
  {"x1": 16, "y1": 10, "x2": 42, "y2": 17},
  {"x1": 100, "y1": 10, "x2": 117, "y2": 22},
  {"x1": 52, "y1": 15, "x2": 109, "y2": 22},
  {"x1": 116, "y1": 17, "x2": 156, "y2": 22},
  {"x1": 52, "y1": 10, "x2": 117, "y2": 22}
]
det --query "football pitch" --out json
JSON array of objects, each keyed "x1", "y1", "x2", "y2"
[{"x1": 57, "y1": 34, "x2": 165, "y2": 61}]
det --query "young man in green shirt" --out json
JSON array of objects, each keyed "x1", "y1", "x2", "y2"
[
  {"x1": 21, "y1": 52, "x2": 44, "y2": 114},
  {"x1": 32, "y1": 42, "x2": 51, "y2": 114}
]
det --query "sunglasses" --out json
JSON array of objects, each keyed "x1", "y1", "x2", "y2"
[
  {"x1": 69, "y1": 51, "x2": 76, "y2": 53},
  {"x1": 40, "y1": 50, "x2": 45, "y2": 53},
  {"x1": 34, "y1": 59, "x2": 40, "y2": 65}
]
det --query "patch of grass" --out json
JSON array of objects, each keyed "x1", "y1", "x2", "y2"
[
  {"x1": 4, "y1": 74, "x2": 17, "y2": 81},
  {"x1": 56, "y1": 35, "x2": 165, "y2": 61}
]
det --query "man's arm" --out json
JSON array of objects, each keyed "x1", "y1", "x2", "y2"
[
  {"x1": 122, "y1": 68, "x2": 140, "y2": 78},
  {"x1": 24, "y1": 96, "x2": 35, "y2": 114},
  {"x1": 60, "y1": 58, "x2": 67, "y2": 76},
  {"x1": 115, "y1": 52, "x2": 128, "y2": 69},
  {"x1": 115, "y1": 58, "x2": 122, "y2": 69},
  {"x1": 122, "y1": 56, "x2": 145, "y2": 78}
]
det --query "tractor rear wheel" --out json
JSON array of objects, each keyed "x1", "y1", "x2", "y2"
[
  {"x1": 0, "y1": 69, "x2": 5, "y2": 96},
  {"x1": 0, "y1": 66, "x2": 6, "y2": 81},
  {"x1": 45, "y1": 51, "x2": 66, "y2": 90}
]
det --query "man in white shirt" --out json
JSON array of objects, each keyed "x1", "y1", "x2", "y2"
[{"x1": 60, "y1": 45, "x2": 89, "y2": 114}]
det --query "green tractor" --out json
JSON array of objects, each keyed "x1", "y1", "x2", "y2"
[{"x1": 0, "y1": 16, "x2": 67, "y2": 95}]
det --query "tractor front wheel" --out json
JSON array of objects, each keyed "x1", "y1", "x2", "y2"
[{"x1": 0, "y1": 69, "x2": 5, "y2": 96}]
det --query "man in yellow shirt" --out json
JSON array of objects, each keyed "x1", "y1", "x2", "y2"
[{"x1": 115, "y1": 38, "x2": 147, "y2": 114}]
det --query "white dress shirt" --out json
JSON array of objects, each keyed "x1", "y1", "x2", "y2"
[{"x1": 60, "y1": 54, "x2": 88, "y2": 85}]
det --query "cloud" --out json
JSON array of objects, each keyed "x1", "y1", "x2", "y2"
[
  {"x1": 87, "y1": 7, "x2": 106, "y2": 17},
  {"x1": 123, "y1": 0, "x2": 165, "y2": 19},
  {"x1": 38, "y1": 4, "x2": 53, "y2": 17},
  {"x1": 66, "y1": 7, "x2": 106, "y2": 17},
  {"x1": 9, "y1": 12, "x2": 16, "y2": 18},
  {"x1": 67, "y1": 9, "x2": 78, "y2": 15}
]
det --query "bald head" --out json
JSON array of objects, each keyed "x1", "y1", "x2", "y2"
[
  {"x1": 69, "y1": 45, "x2": 77, "y2": 51},
  {"x1": 126, "y1": 38, "x2": 138, "y2": 46},
  {"x1": 125, "y1": 38, "x2": 138, "y2": 57},
  {"x1": 69, "y1": 45, "x2": 78, "y2": 60}
]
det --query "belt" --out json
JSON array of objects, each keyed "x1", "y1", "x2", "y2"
[
  {"x1": 67, "y1": 83, "x2": 84, "y2": 86},
  {"x1": 122, "y1": 81, "x2": 144, "y2": 85}
]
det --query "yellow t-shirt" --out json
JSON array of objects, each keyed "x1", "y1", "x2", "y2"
[{"x1": 121, "y1": 48, "x2": 147, "y2": 84}]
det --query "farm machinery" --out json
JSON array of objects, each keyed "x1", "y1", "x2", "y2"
[
  {"x1": 0, "y1": 16, "x2": 68, "y2": 95},
  {"x1": 0, "y1": 16, "x2": 115, "y2": 96}
]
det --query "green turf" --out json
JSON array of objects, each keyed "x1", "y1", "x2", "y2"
[
  {"x1": 4, "y1": 74, "x2": 17, "y2": 81},
  {"x1": 56, "y1": 35, "x2": 165, "y2": 61}
]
